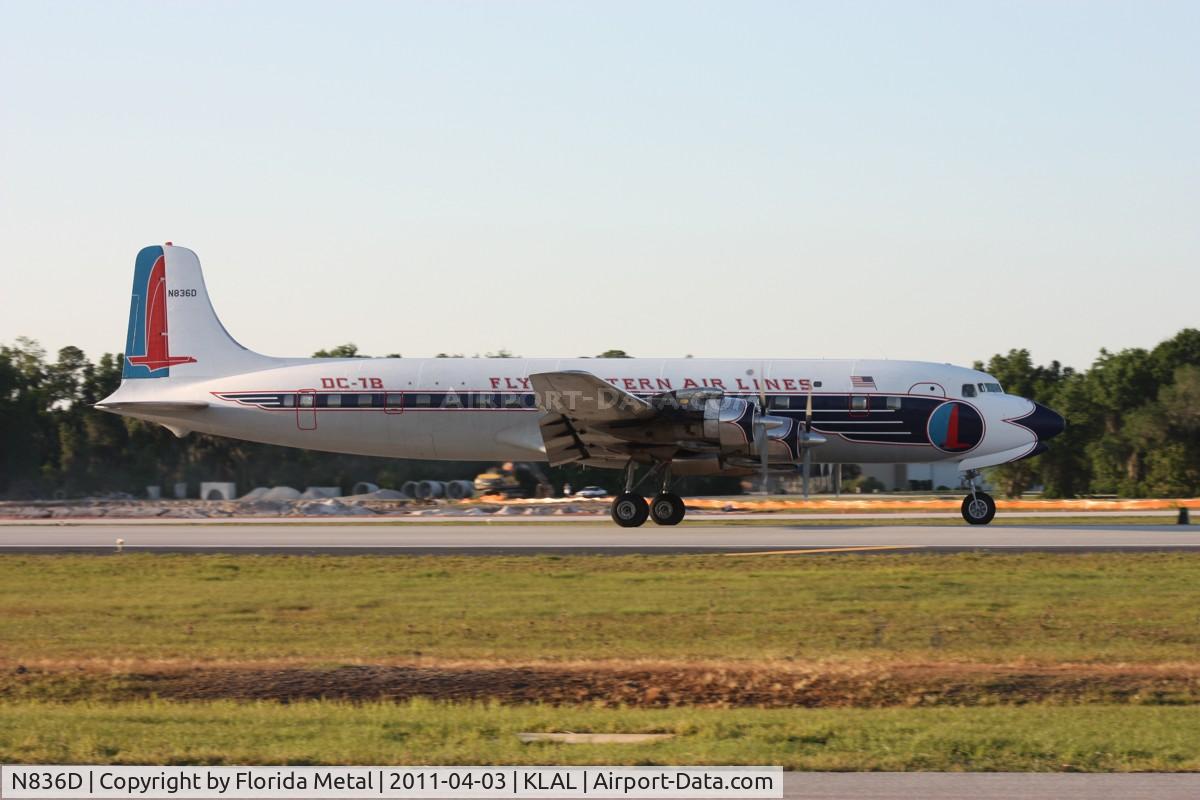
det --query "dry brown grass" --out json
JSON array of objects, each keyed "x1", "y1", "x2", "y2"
[{"x1": 7, "y1": 659, "x2": 1200, "y2": 708}]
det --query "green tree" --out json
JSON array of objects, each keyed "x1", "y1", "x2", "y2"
[
  {"x1": 976, "y1": 349, "x2": 1072, "y2": 497},
  {"x1": 312, "y1": 343, "x2": 362, "y2": 358},
  {"x1": 1121, "y1": 366, "x2": 1200, "y2": 497},
  {"x1": 5, "y1": 330, "x2": 1200, "y2": 501},
  {"x1": 1149, "y1": 328, "x2": 1200, "y2": 384}
]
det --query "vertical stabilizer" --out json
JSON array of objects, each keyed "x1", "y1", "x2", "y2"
[{"x1": 122, "y1": 244, "x2": 275, "y2": 379}]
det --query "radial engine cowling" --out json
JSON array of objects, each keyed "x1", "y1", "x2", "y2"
[{"x1": 700, "y1": 397, "x2": 803, "y2": 463}]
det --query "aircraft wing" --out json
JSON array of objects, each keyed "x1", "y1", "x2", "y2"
[
  {"x1": 529, "y1": 371, "x2": 655, "y2": 422},
  {"x1": 529, "y1": 371, "x2": 656, "y2": 467}
]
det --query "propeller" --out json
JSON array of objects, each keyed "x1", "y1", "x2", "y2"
[
  {"x1": 756, "y1": 376, "x2": 770, "y2": 494},
  {"x1": 802, "y1": 387, "x2": 814, "y2": 498}
]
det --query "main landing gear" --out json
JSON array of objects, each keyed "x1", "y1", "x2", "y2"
[
  {"x1": 611, "y1": 493, "x2": 649, "y2": 527},
  {"x1": 960, "y1": 470, "x2": 996, "y2": 525},
  {"x1": 611, "y1": 462, "x2": 686, "y2": 528}
]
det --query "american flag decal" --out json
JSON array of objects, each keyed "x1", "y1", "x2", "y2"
[{"x1": 851, "y1": 375, "x2": 876, "y2": 389}]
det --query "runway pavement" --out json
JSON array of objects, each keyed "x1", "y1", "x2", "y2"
[
  {"x1": 0, "y1": 521, "x2": 1198, "y2": 553},
  {"x1": 777, "y1": 772, "x2": 1200, "y2": 799}
]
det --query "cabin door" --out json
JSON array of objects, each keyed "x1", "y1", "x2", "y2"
[{"x1": 296, "y1": 389, "x2": 317, "y2": 430}]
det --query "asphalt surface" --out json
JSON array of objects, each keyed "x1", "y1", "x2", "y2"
[
  {"x1": 0, "y1": 522, "x2": 1198, "y2": 554},
  {"x1": 776, "y1": 772, "x2": 1200, "y2": 799}
]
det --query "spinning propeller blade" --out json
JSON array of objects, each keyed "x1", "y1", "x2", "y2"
[
  {"x1": 757, "y1": 373, "x2": 769, "y2": 494},
  {"x1": 802, "y1": 388, "x2": 814, "y2": 498}
]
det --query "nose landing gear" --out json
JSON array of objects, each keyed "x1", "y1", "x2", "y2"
[{"x1": 960, "y1": 469, "x2": 996, "y2": 525}]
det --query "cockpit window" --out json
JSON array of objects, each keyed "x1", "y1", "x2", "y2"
[
  {"x1": 962, "y1": 384, "x2": 977, "y2": 398},
  {"x1": 986, "y1": 383, "x2": 1003, "y2": 393}
]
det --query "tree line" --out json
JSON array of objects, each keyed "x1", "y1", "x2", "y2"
[
  {"x1": 979, "y1": 329, "x2": 1200, "y2": 497},
  {"x1": 1, "y1": 330, "x2": 1198, "y2": 499}
]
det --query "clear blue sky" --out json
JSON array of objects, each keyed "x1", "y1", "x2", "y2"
[{"x1": 2, "y1": 1, "x2": 1196, "y2": 370}]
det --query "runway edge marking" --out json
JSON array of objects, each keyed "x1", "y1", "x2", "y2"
[{"x1": 722, "y1": 545, "x2": 923, "y2": 556}]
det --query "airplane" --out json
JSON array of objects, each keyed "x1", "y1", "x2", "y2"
[{"x1": 98, "y1": 244, "x2": 1066, "y2": 527}]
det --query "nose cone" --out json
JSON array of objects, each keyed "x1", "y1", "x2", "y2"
[{"x1": 1021, "y1": 402, "x2": 1066, "y2": 442}]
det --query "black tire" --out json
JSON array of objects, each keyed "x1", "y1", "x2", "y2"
[
  {"x1": 961, "y1": 491, "x2": 997, "y2": 525},
  {"x1": 611, "y1": 492, "x2": 649, "y2": 528},
  {"x1": 649, "y1": 492, "x2": 686, "y2": 526}
]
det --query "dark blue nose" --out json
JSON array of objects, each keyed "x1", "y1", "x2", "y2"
[{"x1": 1021, "y1": 402, "x2": 1066, "y2": 441}]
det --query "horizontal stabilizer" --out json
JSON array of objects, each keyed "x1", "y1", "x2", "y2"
[{"x1": 95, "y1": 401, "x2": 209, "y2": 413}]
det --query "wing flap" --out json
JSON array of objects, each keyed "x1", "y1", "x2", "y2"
[
  {"x1": 539, "y1": 413, "x2": 589, "y2": 466},
  {"x1": 529, "y1": 371, "x2": 661, "y2": 466}
]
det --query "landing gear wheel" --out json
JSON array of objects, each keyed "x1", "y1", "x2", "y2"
[
  {"x1": 961, "y1": 491, "x2": 997, "y2": 525},
  {"x1": 611, "y1": 492, "x2": 649, "y2": 528},
  {"x1": 649, "y1": 492, "x2": 686, "y2": 526}
]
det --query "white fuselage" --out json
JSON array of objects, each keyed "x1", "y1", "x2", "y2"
[{"x1": 107, "y1": 356, "x2": 1041, "y2": 471}]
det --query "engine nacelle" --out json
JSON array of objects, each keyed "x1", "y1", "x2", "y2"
[
  {"x1": 700, "y1": 396, "x2": 804, "y2": 462},
  {"x1": 619, "y1": 390, "x2": 821, "y2": 465}
]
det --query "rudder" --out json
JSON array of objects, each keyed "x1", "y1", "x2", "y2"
[{"x1": 122, "y1": 244, "x2": 274, "y2": 379}]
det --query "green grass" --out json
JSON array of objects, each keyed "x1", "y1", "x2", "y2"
[
  {"x1": 1, "y1": 700, "x2": 1197, "y2": 770},
  {"x1": 3, "y1": 553, "x2": 1200, "y2": 664},
  {"x1": 4, "y1": 553, "x2": 1200, "y2": 770}
]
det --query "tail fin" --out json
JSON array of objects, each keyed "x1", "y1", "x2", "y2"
[{"x1": 122, "y1": 244, "x2": 274, "y2": 379}]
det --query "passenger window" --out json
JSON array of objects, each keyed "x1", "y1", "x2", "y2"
[
  {"x1": 326, "y1": 394, "x2": 342, "y2": 407},
  {"x1": 962, "y1": 384, "x2": 977, "y2": 398},
  {"x1": 385, "y1": 393, "x2": 404, "y2": 411},
  {"x1": 771, "y1": 396, "x2": 792, "y2": 410},
  {"x1": 413, "y1": 394, "x2": 432, "y2": 408},
  {"x1": 850, "y1": 396, "x2": 868, "y2": 411},
  {"x1": 279, "y1": 394, "x2": 294, "y2": 408},
  {"x1": 357, "y1": 394, "x2": 373, "y2": 407},
  {"x1": 503, "y1": 393, "x2": 525, "y2": 409},
  {"x1": 886, "y1": 396, "x2": 902, "y2": 410},
  {"x1": 299, "y1": 394, "x2": 314, "y2": 408}
]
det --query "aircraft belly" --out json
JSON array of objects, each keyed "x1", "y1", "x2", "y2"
[
  {"x1": 236, "y1": 408, "x2": 403, "y2": 458},
  {"x1": 384, "y1": 413, "x2": 437, "y2": 459},
  {"x1": 822, "y1": 441, "x2": 945, "y2": 464},
  {"x1": 418, "y1": 410, "x2": 544, "y2": 461}
]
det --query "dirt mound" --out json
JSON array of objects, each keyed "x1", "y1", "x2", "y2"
[{"x1": 12, "y1": 662, "x2": 1200, "y2": 707}]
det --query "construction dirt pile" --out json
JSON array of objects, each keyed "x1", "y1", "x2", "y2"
[{"x1": 0, "y1": 496, "x2": 611, "y2": 520}]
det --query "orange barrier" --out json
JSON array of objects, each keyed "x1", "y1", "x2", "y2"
[
  {"x1": 466, "y1": 495, "x2": 1200, "y2": 512},
  {"x1": 682, "y1": 497, "x2": 1200, "y2": 513}
]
